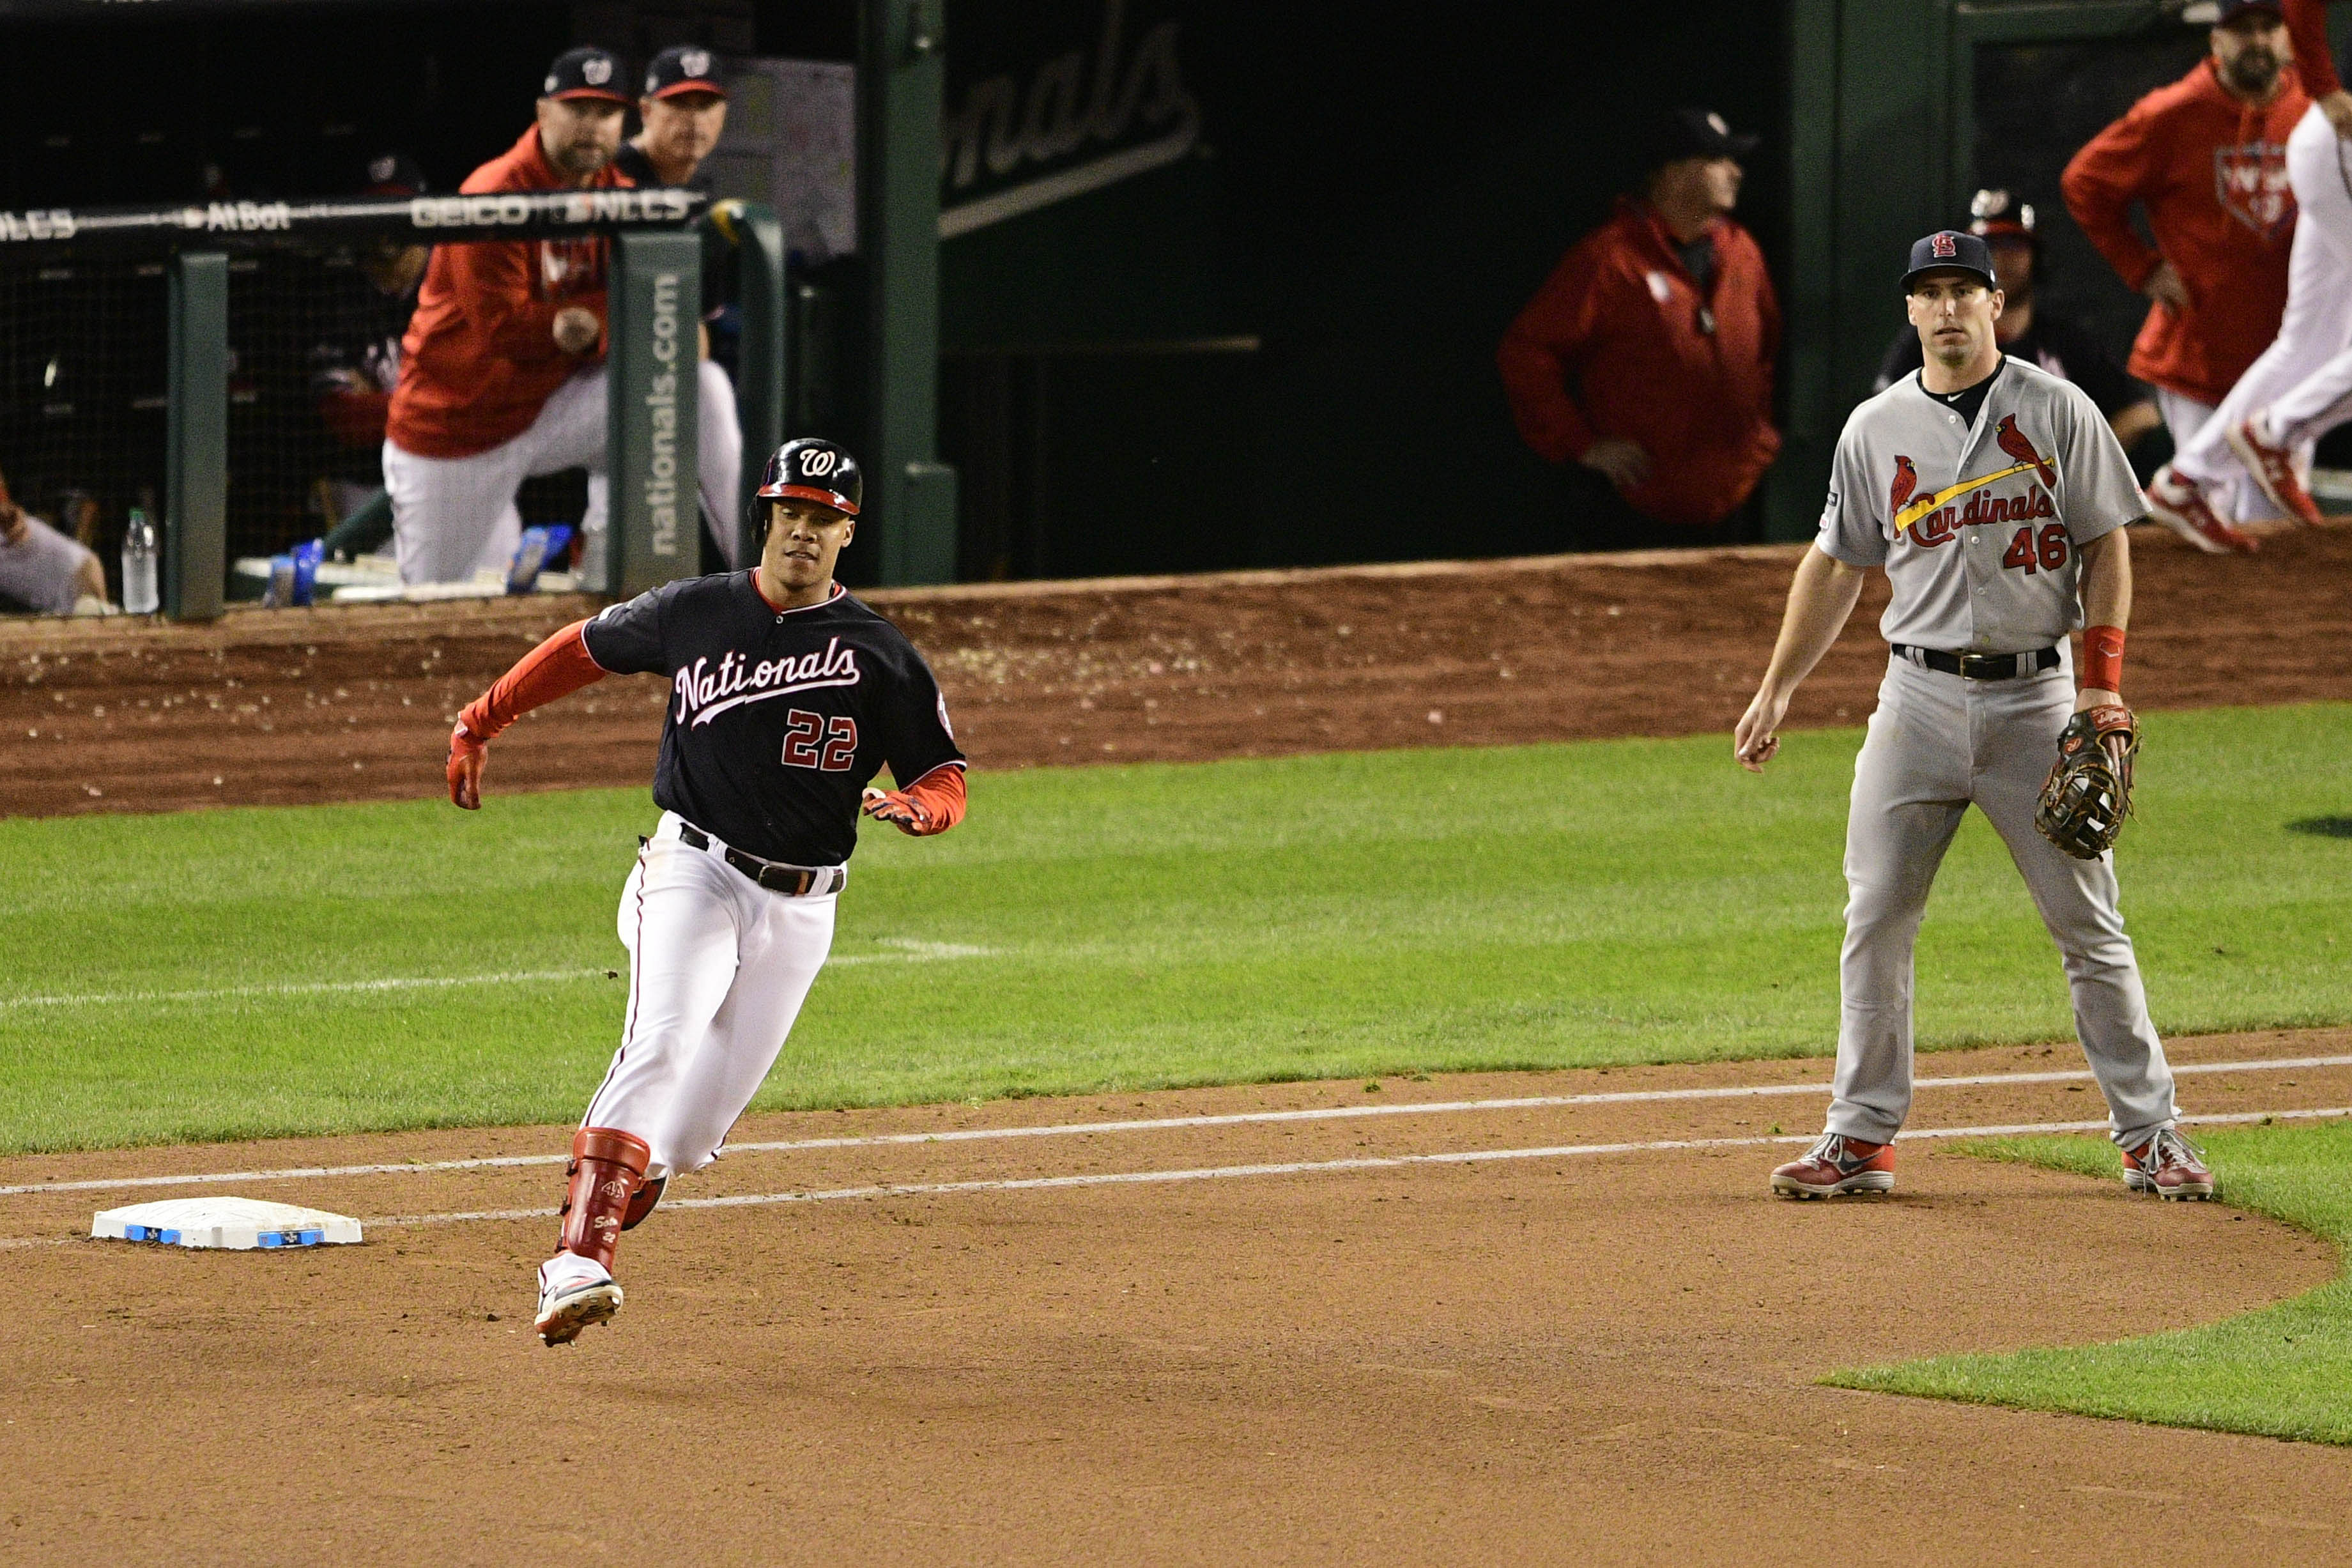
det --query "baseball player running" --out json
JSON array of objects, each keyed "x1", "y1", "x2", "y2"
[
  {"x1": 2154, "y1": 0, "x2": 2352, "y2": 541},
  {"x1": 1734, "y1": 230, "x2": 2213, "y2": 1203},
  {"x1": 443, "y1": 438, "x2": 969, "y2": 1345}
]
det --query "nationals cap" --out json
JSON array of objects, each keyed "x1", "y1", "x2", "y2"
[
  {"x1": 1657, "y1": 106, "x2": 1759, "y2": 165},
  {"x1": 362, "y1": 152, "x2": 428, "y2": 197},
  {"x1": 543, "y1": 46, "x2": 630, "y2": 104},
  {"x1": 645, "y1": 45, "x2": 727, "y2": 99},
  {"x1": 1902, "y1": 229, "x2": 1999, "y2": 291}
]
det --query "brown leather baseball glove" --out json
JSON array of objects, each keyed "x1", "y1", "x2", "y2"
[{"x1": 2035, "y1": 704, "x2": 2139, "y2": 860}]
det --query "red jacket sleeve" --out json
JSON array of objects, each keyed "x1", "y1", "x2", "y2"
[
  {"x1": 2063, "y1": 105, "x2": 2167, "y2": 294},
  {"x1": 441, "y1": 236, "x2": 610, "y2": 363},
  {"x1": 2287, "y1": 0, "x2": 2341, "y2": 97},
  {"x1": 457, "y1": 620, "x2": 606, "y2": 742},
  {"x1": 1496, "y1": 238, "x2": 1608, "y2": 464}
]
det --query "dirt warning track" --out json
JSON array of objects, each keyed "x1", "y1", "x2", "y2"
[
  {"x1": 4, "y1": 1029, "x2": 2348, "y2": 1565},
  {"x1": 4, "y1": 519, "x2": 2349, "y2": 818}
]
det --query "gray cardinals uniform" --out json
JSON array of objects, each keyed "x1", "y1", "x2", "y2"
[{"x1": 1815, "y1": 354, "x2": 2179, "y2": 1148}]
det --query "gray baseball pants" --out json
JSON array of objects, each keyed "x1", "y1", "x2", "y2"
[{"x1": 1825, "y1": 652, "x2": 2178, "y2": 1149}]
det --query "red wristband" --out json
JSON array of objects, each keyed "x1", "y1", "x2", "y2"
[{"x1": 2082, "y1": 624, "x2": 2125, "y2": 693}]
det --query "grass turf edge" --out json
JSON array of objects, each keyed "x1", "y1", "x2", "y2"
[{"x1": 1822, "y1": 1119, "x2": 2352, "y2": 1445}]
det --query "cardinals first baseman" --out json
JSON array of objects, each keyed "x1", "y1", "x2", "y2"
[
  {"x1": 444, "y1": 438, "x2": 969, "y2": 1346},
  {"x1": 1734, "y1": 231, "x2": 2213, "y2": 1204}
]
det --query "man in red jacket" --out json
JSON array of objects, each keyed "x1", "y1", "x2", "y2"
[
  {"x1": 2061, "y1": 0, "x2": 2313, "y2": 543},
  {"x1": 1498, "y1": 108, "x2": 1781, "y2": 548},
  {"x1": 382, "y1": 47, "x2": 631, "y2": 585}
]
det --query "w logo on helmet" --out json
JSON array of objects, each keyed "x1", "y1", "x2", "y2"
[
  {"x1": 801, "y1": 449, "x2": 838, "y2": 477},
  {"x1": 1930, "y1": 232, "x2": 1958, "y2": 258}
]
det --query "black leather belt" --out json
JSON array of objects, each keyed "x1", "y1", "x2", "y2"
[
  {"x1": 675, "y1": 823, "x2": 846, "y2": 896},
  {"x1": 1891, "y1": 644, "x2": 2061, "y2": 680}
]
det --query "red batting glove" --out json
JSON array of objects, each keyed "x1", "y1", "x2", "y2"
[
  {"x1": 448, "y1": 721, "x2": 486, "y2": 810},
  {"x1": 860, "y1": 785, "x2": 930, "y2": 836}
]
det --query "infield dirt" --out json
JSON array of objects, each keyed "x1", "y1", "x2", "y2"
[
  {"x1": 4, "y1": 519, "x2": 2349, "y2": 817},
  {"x1": 4, "y1": 1031, "x2": 2349, "y2": 1564}
]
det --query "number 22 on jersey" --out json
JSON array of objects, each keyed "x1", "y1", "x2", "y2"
[{"x1": 781, "y1": 709, "x2": 857, "y2": 771}]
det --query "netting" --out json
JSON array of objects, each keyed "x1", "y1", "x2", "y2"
[{"x1": 0, "y1": 235, "x2": 620, "y2": 606}]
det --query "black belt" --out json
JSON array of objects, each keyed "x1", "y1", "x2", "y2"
[
  {"x1": 673, "y1": 823, "x2": 846, "y2": 896},
  {"x1": 1891, "y1": 644, "x2": 2060, "y2": 680}
]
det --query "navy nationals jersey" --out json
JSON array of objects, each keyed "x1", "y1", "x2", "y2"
[{"x1": 582, "y1": 575, "x2": 964, "y2": 865}]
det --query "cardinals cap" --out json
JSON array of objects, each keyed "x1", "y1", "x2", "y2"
[{"x1": 1902, "y1": 229, "x2": 1998, "y2": 292}]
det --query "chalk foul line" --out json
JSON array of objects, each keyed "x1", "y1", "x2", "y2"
[
  {"x1": 3, "y1": 1054, "x2": 2346, "y2": 1199},
  {"x1": 367, "y1": 1103, "x2": 2352, "y2": 1231},
  {"x1": 0, "y1": 941, "x2": 994, "y2": 1011}
]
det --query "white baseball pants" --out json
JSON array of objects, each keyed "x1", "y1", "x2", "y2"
[
  {"x1": 700, "y1": 358, "x2": 746, "y2": 569},
  {"x1": 1827, "y1": 654, "x2": 2178, "y2": 1149},
  {"x1": 583, "y1": 813, "x2": 838, "y2": 1181},
  {"x1": 2156, "y1": 392, "x2": 2280, "y2": 523},
  {"x1": 384, "y1": 362, "x2": 748, "y2": 584},
  {"x1": 2173, "y1": 106, "x2": 2352, "y2": 493},
  {"x1": 383, "y1": 369, "x2": 612, "y2": 586}
]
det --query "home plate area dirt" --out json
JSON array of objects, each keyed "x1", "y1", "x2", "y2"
[{"x1": 3, "y1": 1031, "x2": 2350, "y2": 1564}]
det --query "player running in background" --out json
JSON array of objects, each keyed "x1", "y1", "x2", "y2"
[
  {"x1": 613, "y1": 45, "x2": 744, "y2": 567},
  {"x1": 1733, "y1": 231, "x2": 2210, "y2": 1204},
  {"x1": 382, "y1": 47, "x2": 633, "y2": 586},
  {"x1": 443, "y1": 439, "x2": 969, "y2": 1346},
  {"x1": 2063, "y1": 0, "x2": 2313, "y2": 546},
  {"x1": 2155, "y1": 0, "x2": 2352, "y2": 541}
]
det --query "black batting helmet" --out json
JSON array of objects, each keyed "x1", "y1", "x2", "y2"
[{"x1": 748, "y1": 438, "x2": 862, "y2": 540}]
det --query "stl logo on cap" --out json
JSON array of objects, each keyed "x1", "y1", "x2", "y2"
[
  {"x1": 682, "y1": 49, "x2": 712, "y2": 77},
  {"x1": 1707, "y1": 112, "x2": 1728, "y2": 137},
  {"x1": 1930, "y1": 232, "x2": 1958, "y2": 258},
  {"x1": 583, "y1": 54, "x2": 613, "y2": 85}
]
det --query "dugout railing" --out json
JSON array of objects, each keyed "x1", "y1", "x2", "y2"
[{"x1": 0, "y1": 189, "x2": 788, "y2": 618}]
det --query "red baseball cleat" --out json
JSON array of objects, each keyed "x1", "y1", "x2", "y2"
[
  {"x1": 2146, "y1": 465, "x2": 2259, "y2": 555},
  {"x1": 1770, "y1": 1133, "x2": 1896, "y2": 1199},
  {"x1": 2224, "y1": 413, "x2": 2325, "y2": 527},
  {"x1": 2123, "y1": 1128, "x2": 2215, "y2": 1201}
]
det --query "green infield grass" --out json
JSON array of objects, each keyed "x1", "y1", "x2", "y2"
[
  {"x1": 1829, "y1": 1118, "x2": 2352, "y2": 1445},
  {"x1": 2, "y1": 702, "x2": 2348, "y2": 1153}
]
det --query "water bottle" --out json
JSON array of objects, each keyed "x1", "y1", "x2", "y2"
[{"x1": 121, "y1": 508, "x2": 159, "y2": 614}]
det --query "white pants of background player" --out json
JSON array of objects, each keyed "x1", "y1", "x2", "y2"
[
  {"x1": 2171, "y1": 106, "x2": 2352, "y2": 507},
  {"x1": 580, "y1": 811, "x2": 836, "y2": 1183},
  {"x1": 382, "y1": 358, "x2": 746, "y2": 586},
  {"x1": 1828, "y1": 652, "x2": 2179, "y2": 1149}
]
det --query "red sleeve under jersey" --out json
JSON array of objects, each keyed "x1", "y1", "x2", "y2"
[
  {"x1": 457, "y1": 619, "x2": 606, "y2": 742},
  {"x1": 896, "y1": 762, "x2": 967, "y2": 836}
]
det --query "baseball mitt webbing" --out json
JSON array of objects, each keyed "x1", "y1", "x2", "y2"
[{"x1": 2035, "y1": 704, "x2": 2139, "y2": 860}]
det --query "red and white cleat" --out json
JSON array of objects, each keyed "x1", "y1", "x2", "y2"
[
  {"x1": 2146, "y1": 465, "x2": 2259, "y2": 555},
  {"x1": 2123, "y1": 1127, "x2": 2215, "y2": 1201},
  {"x1": 535, "y1": 1254, "x2": 624, "y2": 1346},
  {"x1": 2224, "y1": 413, "x2": 2325, "y2": 527},
  {"x1": 1770, "y1": 1133, "x2": 1896, "y2": 1199}
]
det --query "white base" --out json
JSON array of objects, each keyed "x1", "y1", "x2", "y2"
[{"x1": 93, "y1": 1196, "x2": 363, "y2": 1250}]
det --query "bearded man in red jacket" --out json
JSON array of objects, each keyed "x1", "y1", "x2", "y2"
[{"x1": 1499, "y1": 108, "x2": 1782, "y2": 549}]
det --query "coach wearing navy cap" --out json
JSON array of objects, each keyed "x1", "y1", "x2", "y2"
[{"x1": 1500, "y1": 105, "x2": 1783, "y2": 547}]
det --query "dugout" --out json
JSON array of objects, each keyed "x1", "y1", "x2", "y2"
[{"x1": 3, "y1": 0, "x2": 2349, "y2": 610}]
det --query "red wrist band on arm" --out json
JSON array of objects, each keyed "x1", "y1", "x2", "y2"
[
  {"x1": 457, "y1": 620, "x2": 606, "y2": 742},
  {"x1": 2082, "y1": 624, "x2": 2125, "y2": 695},
  {"x1": 900, "y1": 764, "x2": 967, "y2": 835}
]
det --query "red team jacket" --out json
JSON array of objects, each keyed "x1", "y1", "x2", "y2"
[
  {"x1": 385, "y1": 126, "x2": 631, "y2": 460},
  {"x1": 2060, "y1": 6, "x2": 2335, "y2": 408},
  {"x1": 1498, "y1": 198, "x2": 1781, "y2": 528}
]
